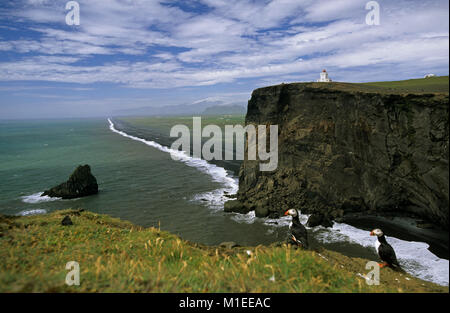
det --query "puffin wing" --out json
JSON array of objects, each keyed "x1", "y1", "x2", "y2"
[
  {"x1": 378, "y1": 243, "x2": 400, "y2": 268},
  {"x1": 291, "y1": 223, "x2": 308, "y2": 248}
]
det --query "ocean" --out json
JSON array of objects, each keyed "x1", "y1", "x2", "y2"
[{"x1": 0, "y1": 118, "x2": 448, "y2": 286}]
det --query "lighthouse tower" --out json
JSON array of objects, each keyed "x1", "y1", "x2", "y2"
[{"x1": 317, "y1": 69, "x2": 332, "y2": 82}]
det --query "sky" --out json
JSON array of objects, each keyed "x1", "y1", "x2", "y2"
[{"x1": 0, "y1": 0, "x2": 448, "y2": 119}]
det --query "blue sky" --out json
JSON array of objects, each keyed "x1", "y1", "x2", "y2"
[{"x1": 0, "y1": 0, "x2": 448, "y2": 119}]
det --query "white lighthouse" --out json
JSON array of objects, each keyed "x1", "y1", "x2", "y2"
[{"x1": 317, "y1": 69, "x2": 332, "y2": 82}]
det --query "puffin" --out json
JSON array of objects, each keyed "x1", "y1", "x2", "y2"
[
  {"x1": 370, "y1": 228, "x2": 401, "y2": 270},
  {"x1": 284, "y1": 209, "x2": 309, "y2": 249}
]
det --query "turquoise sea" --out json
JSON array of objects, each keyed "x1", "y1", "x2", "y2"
[
  {"x1": 0, "y1": 118, "x2": 285, "y2": 246},
  {"x1": 0, "y1": 118, "x2": 448, "y2": 286}
]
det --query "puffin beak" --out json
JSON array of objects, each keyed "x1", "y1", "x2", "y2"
[
  {"x1": 284, "y1": 210, "x2": 289, "y2": 216},
  {"x1": 370, "y1": 231, "x2": 374, "y2": 236}
]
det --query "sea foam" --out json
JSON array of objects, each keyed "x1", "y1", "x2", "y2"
[
  {"x1": 17, "y1": 209, "x2": 47, "y2": 216},
  {"x1": 21, "y1": 192, "x2": 61, "y2": 204}
]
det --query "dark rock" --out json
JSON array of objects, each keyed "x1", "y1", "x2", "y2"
[
  {"x1": 219, "y1": 241, "x2": 239, "y2": 249},
  {"x1": 330, "y1": 209, "x2": 344, "y2": 219},
  {"x1": 42, "y1": 165, "x2": 98, "y2": 199},
  {"x1": 307, "y1": 213, "x2": 334, "y2": 228},
  {"x1": 244, "y1": 202, "x2": 256, "y2": 211},
  {"x1": 238, "y1": 83, "x2": 449, "y2": 230},
  {"x1": 416, "y1": 222, "x2": 435, "y2": 229},
  {"x1": 255, "y1": 206, "x2": 269, "y2": 218},
  {"x1": 321, "y1": 216, "x2": 334, "y2": 228},
  {"x1": 61, "y1": 216, "x2": 73, "y2": 226},
  {"x1": 224, "y1": 200, "x2": 250, "y2": 214},
  {"x1": 306, "y1": 214, "x2": 322, "y2": 227}
]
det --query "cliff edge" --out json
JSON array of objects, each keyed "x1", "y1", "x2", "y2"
[{"x1": 237, "y1": 79, "x2": 449, "y2": 229}]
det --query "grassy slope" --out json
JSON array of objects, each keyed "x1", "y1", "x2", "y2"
[{"x1": 0, "y1": 210, "x2": 447, "y2": 293}]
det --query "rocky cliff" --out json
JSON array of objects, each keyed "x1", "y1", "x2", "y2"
[{"x1": 236, "y1": 82, "x2": 449, "y2": 229}]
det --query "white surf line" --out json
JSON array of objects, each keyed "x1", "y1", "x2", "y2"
[
  {"x1": 107, "y1": 118, "x2": 238, "y2": 209},
  {"x1": 21, "y1": 192, "x2": 61, "y2": 204},
  {"x1": 16, "y1": 209, "x2": 47, "y2": 216}
]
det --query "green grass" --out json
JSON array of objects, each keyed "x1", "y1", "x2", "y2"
[
  {"x1": 272, "y1": 76, "x2": 449, "y2": 95},
  {"x1": 0, "y1": 210, "x2": 447, "y2": 293},
  {"x1": 359, "y1": 76, "x2": 449, "y2": 93}
]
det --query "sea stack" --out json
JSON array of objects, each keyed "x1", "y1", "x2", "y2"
[{"x1": 42, "y1": 165, "x2": 98, "y2": 199}]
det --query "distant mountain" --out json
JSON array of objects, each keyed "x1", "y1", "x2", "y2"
[
  {"x1": 113, "y1": 100, "x2": 224, "y2": 117},
  {"x1": 202, "y1": 104, "x2": 246, "y2": 115}
]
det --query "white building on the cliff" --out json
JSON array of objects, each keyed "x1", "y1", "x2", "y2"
[
  {"x1": 424, "y1": 73, "x2": 436, "y2": 78},
  {"x1": 317, "y1": 69, "x2": 332, "y2": 82}
]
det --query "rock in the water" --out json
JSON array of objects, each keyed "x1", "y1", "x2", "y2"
[
  {"x1": 255, "y1": 206, "x2": 269, "y2": 218},
  {"x1": 306, "y1": 214, "x2": 321, "y2": 227},
  {"x1": 322, "y1": 217, "x2": 333, "y2": 228},
  {"x1": 219, "y1": 241, "x2": 239, "y2": 249},
  {"x1": 268, "y1": 211, "x2": 280, "y2": 219},
  {"x1": 307, "y1": 213, "x2": 334, "y2": 228},
  {"x1": 61, "y1": 216, "x2": 73, "y2": 226},
  {"x1": 224, "y1": 200, "x2": 250, "y2": 214},
  {"x1": 42, "y1": 165, "x2": 98, "y2": 199}
]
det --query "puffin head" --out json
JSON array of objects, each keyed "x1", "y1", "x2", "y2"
[
  {"x1": 284, "y1": 208, "x2": 298, "y2": 217},
  {"x1": 370, "y1": 228, "x2": 384, "y2": 237}
]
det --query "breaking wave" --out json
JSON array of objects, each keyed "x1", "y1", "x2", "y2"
[{"x1": 21, "y1": 192, "x2": 60, "y2": 204}]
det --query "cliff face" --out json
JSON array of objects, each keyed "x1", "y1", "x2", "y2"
[{"x1": 237, "y1": 83, "x2": 449, "y2": 229}]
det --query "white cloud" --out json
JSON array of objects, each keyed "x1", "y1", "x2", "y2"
[{"x1": 0, "y1": 0, "x2": 448, "y2": 89}]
